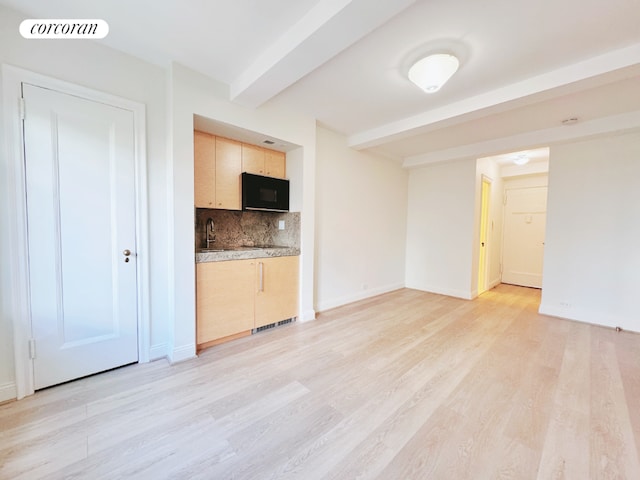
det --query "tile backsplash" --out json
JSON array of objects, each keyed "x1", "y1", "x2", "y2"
[{"x1": 195, "y1": 209, "x2": 300, "y2": 250}]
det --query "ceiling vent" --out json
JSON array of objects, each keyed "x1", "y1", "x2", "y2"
[{"x1": 561, "y1": 117, "x2": 579, "y2": 125}]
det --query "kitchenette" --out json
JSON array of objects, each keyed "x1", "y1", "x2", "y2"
[{"x1": 193, "y1": 130, "x2": 300, "y2": 352}]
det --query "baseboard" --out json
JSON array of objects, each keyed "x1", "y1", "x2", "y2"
[
  {"x1": 169, "y1": 343, "x2": 197, "y2": 364},
  {"x1": 316, "y1": 283, "x2": 405, "y2": 312},
  {"x1": 0, "y1": 382, "x2": 17, "y2": 403},
  {"x1": 539, "y1": 303, "x2": 639, "y2": 333},
  {"x1": 405, "y1": 282, "x2": 473, "y2": 300},
  {"x1": 473, "y1": 278, "x2": 502, "y2": 298},
  {"x1": 149, "y1": 343, "x2": 169, "y2": 361},
  {"x1": 299, "y1": 309, "x2": 316, "y2": 322}
]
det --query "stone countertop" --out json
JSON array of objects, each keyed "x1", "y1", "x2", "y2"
[{"x1": 195, "y1": 245, "x2": 300, "y2": 263}]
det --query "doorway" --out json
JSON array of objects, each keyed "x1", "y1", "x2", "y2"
[
  {"x1": 476, "y1": 148, "x2": 549, "y2": 295},
  {"x1": 3, "y1": 66, "x2": 150, "y2": 398}
]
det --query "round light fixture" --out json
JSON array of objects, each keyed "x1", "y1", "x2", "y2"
[
  {"x1": 408, "y1": 53, "x2": 459, "y2": 93},
  {"x1": 512, "y1": 154, "x2": 530, "y2": 166}
]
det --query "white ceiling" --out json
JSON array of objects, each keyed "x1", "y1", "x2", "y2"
[{"x1": 5, "y1": 0, "x2": 640, "y2": 166}]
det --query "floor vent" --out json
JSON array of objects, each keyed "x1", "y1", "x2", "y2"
[
  {"x1": 255, "y1": 323, "x2": 275, "y2": 333},
  {"x1": 253, "y1": 317, "x2": 295, "y2": 334}
]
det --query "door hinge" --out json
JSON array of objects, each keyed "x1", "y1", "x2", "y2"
[
  {"x1": 19, "y1": 97, "x2": 26, "y2": 120},
  {"x1": 503, "y1": 193, "x2": 507, "y2": 205},
  {"x1": 28, "y1": 339, "x2": 36, "y2": 359}
]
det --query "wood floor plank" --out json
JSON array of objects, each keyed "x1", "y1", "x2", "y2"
[
  {"x1": 1, "y1": 284, "x2": 639, "y2": 479},
  {"x1": 589, "y1": 329, "x2": 640, "y2": 479},
  {"x1": 615, "y1": 329, "x2": 640, "y2": 464},
  {"x1": 536, "y1": 321, "x2": 591, "y2": 480}
]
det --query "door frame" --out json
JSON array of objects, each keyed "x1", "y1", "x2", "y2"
[
  {"x1": 2, "y1": 65, "x2": 150, "y2": 399},
  {"x1": 477, "y1": 175, "x2": 492, "y2": 295}
]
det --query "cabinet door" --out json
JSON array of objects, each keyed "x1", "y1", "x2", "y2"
[
  {"x1": 194, "y1": 131, "x2": 216, "y2": 208},
  {"x1": 255, "y1": 256, "x2": 299, "y2": 329},
  {"x1": 196, "y1": 260, "x2": 255, "y2": 345},
  {"x1": 242, "y1": 144, "x2": 265, "y2": 175},
  {"x1": 215, "y1": 137, "x2": 241, "y2": 210},
  {"x1": 264, "y1": 150, "x2": 286, "y2": 178}
]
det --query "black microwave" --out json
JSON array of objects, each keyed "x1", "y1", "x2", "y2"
[{"x1": 241, "y1": 172, "x2": 290, "y2": 212}]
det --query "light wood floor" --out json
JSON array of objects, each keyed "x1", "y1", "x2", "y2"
[{"x1": 1, "y1": 284, "x2": 639, "y2": 479}]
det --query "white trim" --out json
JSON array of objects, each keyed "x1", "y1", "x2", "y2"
[
  {"x1": 0, "y1": 382, "x2": 17, "y2": 403},
  {"x1": 405, "y1": 283, "x2": 474, "y2": 300},
  {"x1": 170, "y1": 344, "x2": 197, "y2": 363},
  {"x1": 539, "y1": 304, "x2": 639, "y2": 334},
  {"x1": 299, "y1": 309, "x2": 317, "y2": 322},
  {"x1": 316, "y1": 283, "x2": 405, "y2": 313},
  {"x1": 2, "y1": 64, "x2": 150, "y2": 399},
  {"x1": 149, "y1": 343, "x2": 169, "y2": 361},
  {"x1": 487, "y1": 277, "x2": 501, "y2": 291}
]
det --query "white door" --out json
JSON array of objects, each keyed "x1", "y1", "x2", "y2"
[
  {"x1": 502, "y1": 186, "x2": 547, "y2": 288},
  {"x1": 23, "y1": 84, "x2": 138, "y2": 390}
]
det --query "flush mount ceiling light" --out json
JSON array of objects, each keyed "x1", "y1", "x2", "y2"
[
  {"x1": 512, "y1": 154, "x2": 530, "y2": 166},
  {"x1": 408, "y1": 53, "x2": 459, "y2": 93}
]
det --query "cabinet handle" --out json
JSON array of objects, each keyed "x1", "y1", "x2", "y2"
[{"x1": 259, "y1": 262, "x2": 264, "y2": 292}]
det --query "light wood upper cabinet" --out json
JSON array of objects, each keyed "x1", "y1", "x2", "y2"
[
  {"x1": 264, "y1": 150, "x2": 286, "y2": 178},
  {"x1": 194, "y1": 131, "x2": 216, "y2": 208},
  {"x1": 196, "y1": 259, "x2": 255, "y2": 345},
  {"x1": 215, "y1": 137, "x2": 242, "y2": 210},
  {"x1": 195, "y1": 131, "x2": 287, "y2": 209},
  {"x1": 255, "y1": 256, "x2": 299, "y2": 329},
  {"x1": 241, "y1": 144, "x2": 286, "y2": 179},
  {"x1": 194, "y1": 132, "x2": 241, "y2": 210},
  {"x1": 242, "y1": 144, "x2": 266, "y2": 175}
]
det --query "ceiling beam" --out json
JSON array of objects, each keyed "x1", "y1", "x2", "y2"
[
  {"x1": 402, "y1": 110, "x2": 640, "y2": 168},
  {"x1": 349, "y1": 43, "x2": 640, "y2": 150},
  {"x1": 230, "y1": 0, "x2": 416, "y2": 108}
]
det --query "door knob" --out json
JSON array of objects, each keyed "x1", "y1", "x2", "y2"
[{"x1": 123, "y1": 249, "x2": 132, "y2": 263}]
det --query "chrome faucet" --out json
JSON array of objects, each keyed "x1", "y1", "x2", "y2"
[{"x1": 206, "y1": 218, "x2": 216, "y2": 248}]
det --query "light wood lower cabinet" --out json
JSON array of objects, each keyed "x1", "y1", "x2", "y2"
[
  {"x1": 196, "y1": 259, "x2": 255, "y2": 345},
  {"x1": 196, "y1": 256, "x2": 299, "y2": 347},
  {"x1": 255, "y1": 256, "x2": 299, "y2": 329}
]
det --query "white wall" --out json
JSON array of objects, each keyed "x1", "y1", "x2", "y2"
[
  {"x1": 314, "y1": 126, "x2": 408, "y2": 311},
  {"x1": 473, "y1": 157, "x2": 504, "y2": 295},
  {"x1": 167, "y1": 63, "x2": 317, "y2": 361},
  {"x1": 0, "y1": 4, "x2": 170, "y2": 401},
  {"x1": 405, "y1": 158, "x2": 477, "y2": 299},
  {"x1": 540, "y1": 132, "x2": 640, "y2": 332}
]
